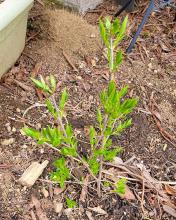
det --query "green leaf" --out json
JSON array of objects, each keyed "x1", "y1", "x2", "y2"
[
  {"x1": 51, "y1": 158, "x2": 70, "y2": 188},
  {"x1": 46, "y1": 99, "x2": 58, "y2": 119},
  {"x1": 49, "y1": 75, "x2": 57, "y2": 92},
  {"x1": 104, "y1": 17, "x2": 111, "y2": 30},
  {"x1": 65, "y1": 124, "x2": 73, "y2": 138},
  {"x1": 59, "y1": 88, "x2": 68, "y2": 113},
  {"x1": 113, "y1": 50, "x2": 123, "y2": 71},
  {"x1": 114, "y1": 178, "x2": 127, "y2": 195},
  {"x1": 88, "y1": 157, "x2": 100, "y2": 175},
  {"x1": 107, "y1": 80, "x2": 116, "y2": 96},
  {"x1": 99, "y1": 19, "x2": 109, "y2": 47},
  {"x1": 118, "y1": 86, "x2": 128, "y2": 98},
  {"x1": 66, "y1": 198, "x2": 77, "y2": 208},
  {"x1": 114, "y1": 119, "x2": 132, "y2": 135},
  {"x1": 119, "y1": 16, "x2": 128, "y2": 40},
  {"x1": 31, "y1": 76, "x2": 52, "y2": 94},
  {"x1": 89, "y1": 126, "x2": 97, "y2": 151},
  {"x1": 60, "y1": 147, "x2": 77, "y2": 157},
  {"x1": 120, "y1": 98, "x2": 138, "y2": 115},
  {"x1": 103, "y1": 148, "x2": 122, "y2": 161},
  {"x1": 114, "y1": 16, "x2": 128, "y2": 48},
  {"x1": 23, "y1": 127, "x2": 40, "y2": 140},
  {"x1": 111, "y1": 18, "x2": 120, "y2": 35},
  {"x1": 97, "y1": 109, "x2": 103, "y2": 129}
]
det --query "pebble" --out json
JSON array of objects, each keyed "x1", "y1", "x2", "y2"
[
  {"x1": 54, "y1": 202, "x2": 63, "y2": 213},
  {"x1": 12, "y1": 127, "x2": 16, "y2": 132},
  {"x1": 1, "y1": 138, "x2": 15, "y2": 146},
  {"x1": 21, "y1": 144, "x2": 28, "y2": 149},
  {"x1": 16, "y1": 108, "x2": 21, "y2": 113},
  {"x1": 148, "y1": 63, "x2": 153, "y2": 69},
  {"x1": 36, "y1": 123, "x2": 41, "y2": 129},
  {"x1": 40, "y1": 148, "x2": 44, "y2": 154}
]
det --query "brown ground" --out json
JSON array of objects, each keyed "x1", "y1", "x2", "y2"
[{"x1": 0, "y1": 0, "x2": 176, "y2": 219}]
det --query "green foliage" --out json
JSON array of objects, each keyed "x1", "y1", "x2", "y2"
[
  {"x1": 66, "y1": 198, "x2": 77, "y2": 208},
  {"x1": 88, "y1": 81, "x2": 137, "y2": 175},
  {"x1": 114, "y1": 178, "x2": 127, "y2": 195},
  {"x1": 88, "y1": 157, "x2": 100, "y2": 175},
  {"x1": 31, "y1": 75, "x2": 56, "y2": 94},
  {"x1": 59, "y1": 88, "x2": 68, "y2": 116},
  {"x1": 23, "y1": 0, "x2": 137, "y2": 199},
  {"x1": 99, "y1": 16, "x2": 128, "y2": 78},
  {"x1": 51, "y1": 158, "x2": 70, "y2": 188},
  {"x1": 46, "y1": 99, "x2": 58, "y2": 119}
]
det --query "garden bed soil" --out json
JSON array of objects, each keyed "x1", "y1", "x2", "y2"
[{"x1": 0, "y1": 0, "x2": 176, "y2": 219}]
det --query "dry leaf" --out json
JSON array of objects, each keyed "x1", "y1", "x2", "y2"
[
  {"x1": 42, "y1": 188, "x2": 49, "y2": 198},
  {"x1": 165, "y1": 185, "x2": 176, "y2": 196},
  {"x1": 31, "y1": 195, "x2": 49, "y2": 220},
  {"x1": 120, "y1": 185, "x2": 136, "y2": 201},
  {"x1": 152, "y1": 110, "x2": 162, "y2": 122},
  {"x1": 30, "y1": 210, "x2": 37, "y2": 220},
  {"x1": 158, "y1": 39, "x2": 171, "y2": 52},
  {"x1": 86, "y1": 211, "x2": 94, "y2": 220},
  {"x1": 163, "y1": 204, "x2": 176, "y2": 218},
  {"x1": 54, "y1": 187, "x2": 64, "y2": 195},
  {"x1": 79, "y1": 175, "x2": 89, "y2": 203},
  {"x1": 88, "y1": 206, "x2": 107, "y2": 215},
  {"x1": 14, "y1": 79, "x2": 34, "y2": 92},
  {"x1": 49, "y1": 183, "x2": 54, "y2": 199}
]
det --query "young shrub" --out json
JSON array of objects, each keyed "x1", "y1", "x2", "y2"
[{"x1": 23, "y1": 16, "x2": 137, "y2": 198}]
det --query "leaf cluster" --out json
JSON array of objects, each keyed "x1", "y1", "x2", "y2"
[{"x1": 99, "y1": 16, "x2": 128, "y2": 74}]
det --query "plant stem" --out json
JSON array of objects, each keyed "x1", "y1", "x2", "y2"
[
  {"x1": 95, "y1": 114, "x2": 108, "y2": 197},
  {"x1": 51, "y1": 95, "x2": 67, "y2": 137},
  {"x1": 77, "y1": 155, "x2": 99, "y2": 182},
  {"x1": 45, "y1": 142, "x2": 80, "y2": 162},
  {"x1": 97, "y1": 155, "x2": 103, "y2": 197},
  {"x1": 110, "y1": 37, "x2": 114, "y2": 81}
]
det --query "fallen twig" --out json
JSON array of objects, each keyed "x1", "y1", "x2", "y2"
[
  {"x1": 23, "y1": 103, "x2": 46, "y2": 118},
  {"x1": 62, "y1": 50, "x2": 78, "y2": 72}
]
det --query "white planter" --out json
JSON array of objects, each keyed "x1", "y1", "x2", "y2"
[
  {"x1": 0, "y1": 0, "x2": 34, "y2": 78},
  {"x1": 59, "y1": 0, "x2": 103, "y2": 13}
]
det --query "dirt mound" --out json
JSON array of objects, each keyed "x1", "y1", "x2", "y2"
[
  {"x1": 46, "y1": 9, "x2": 101, "y2": 55},
  {"x1": 31, "y1": 9, "x2": 101, "y2": 74}
]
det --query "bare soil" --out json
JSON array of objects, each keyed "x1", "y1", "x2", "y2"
[{"x1": 0, "y1": 0, "x2": 176, "y2": 219}]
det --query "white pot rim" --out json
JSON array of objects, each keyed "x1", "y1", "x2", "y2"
[{"x1": 0, "y1": 0, "x2": 33, "y2": 31}]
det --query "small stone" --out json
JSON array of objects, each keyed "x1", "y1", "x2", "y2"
[
  {"x1": 12, "y1": 127, "x2": 16, "y2": 132},
  {"x1": 42, "y1": 188, "x2": 49, "y2": 198},
  {"x1": 113, "y1": 157, "x2": 123, "y2": 165},
  {"x1": 64, "y1": 208, "x2": 72, "y2": 217},
  {"x1": 90, "y1": 33, "x2": 96, "y2": 38},
  {"x1": 1, "y1": 138, "x2": 15, "y2": 146},
  {"x1": 36, "y1": 123, "x2": 41, "y2": 129},
  {"x1": 148, "y1": 63, "x2": 152, "y2": 68},
  {"x1": 21, "y1": 144, "x2": 28, "y2": 149},
  {"x1": 16, "y1": 108, "x2": 21, "y2": 113},
  {"x1": 40, "y1": 148, "x2": 44, "y2": 154},
  {"x1": 54, "y1": 202, "x2": 63, "y2": 213}
]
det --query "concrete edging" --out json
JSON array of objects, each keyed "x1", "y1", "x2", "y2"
[{"x1": 59, "y1": 0, "x2": 103, "y2": 13}]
